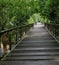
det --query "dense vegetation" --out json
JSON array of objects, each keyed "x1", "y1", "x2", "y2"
[
  {"x1": 0, "y1": 0, "x2": 59, "y2": 31},
  {"x1": 0, "y1": 0, "x2": 39, "y2": 31},
  {"x1": 38, "y1": 0, "x2": 59, "y2": 24}
]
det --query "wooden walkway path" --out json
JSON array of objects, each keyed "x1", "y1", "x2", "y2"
[{"x1": 0, "y1": 23, "x2": 59, "y2": 65}]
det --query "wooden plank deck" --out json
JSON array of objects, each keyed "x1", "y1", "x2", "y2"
[{"x1": 0, "y1": 22, "x2": 59, "y2": 65}]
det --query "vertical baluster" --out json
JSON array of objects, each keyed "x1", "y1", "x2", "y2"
[
  {"x1": 16, "y1": 30, "x2": 18, "y2": 44},
  {"x1": 0, "y1": 35, "x2": 3, "y2": 58},
  {"x1": 20, "y1": 28, "x2": 23, "y2": 39},
  {"x1": 8, "y1": 32, "x2": 12, "y2": 50}
]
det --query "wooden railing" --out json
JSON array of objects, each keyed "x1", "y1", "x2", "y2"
[
  {"x1": 0, "y1": 23, "x2": 34, "y2": 58},
  {"x1": 45, "y1": 23, "x2": 59, "y2": 42}
]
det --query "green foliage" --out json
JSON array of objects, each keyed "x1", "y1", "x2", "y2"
[
  {"x1": 44, "y1": 0, "x2": 59, "y2": 23},
  {"x1": 0, "y1": 0, "x2": 59, "y2": 31},
  {"x1": 0, "y1": 0, "x2": 39, "y2": 31},
  {"x1": 39, "y1": 0, "x2": 59, "y2": 23}
]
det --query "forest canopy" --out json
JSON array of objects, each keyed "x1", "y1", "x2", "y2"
[{"x1": 0, "y1": 0, "x2": 59, "y2": 31}]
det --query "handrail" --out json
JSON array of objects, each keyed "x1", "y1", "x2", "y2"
[
  {"x1": 45, "y1": 22, "x2": 59, "y2": 43},
  {"x1": 45, "y1": 23, "x2": 59, "y2": 29},
  {"x1": 0, "y1": 23, "x2": 34, "y2": 36},
  {"x1": 0, "y1": 23, "x2": 34, "y2": 59},
  {"x1": 45, "y1": 23, "x2": 59, "y2": 26}
]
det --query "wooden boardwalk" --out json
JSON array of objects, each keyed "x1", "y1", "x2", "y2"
[{"x1": 0, "y1": 23, "x2": 59, "y2": 65}]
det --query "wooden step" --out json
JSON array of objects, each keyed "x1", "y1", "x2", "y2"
[
  {"x1": 23, "y1": 37, "x2": 54, "y2": 41},
  {"x1": 8, "y1": 52, "x2": 59, "y2": 56},
  {"x1": 22, "y1": 40, "x2": 56, "y2": 43},
  {"x1": 6, "y1": 56, "x2": 56, "y2": 61},
  {"x1": 1, "y1": 61, "x2": 59, "y2": 65},
  {"x1": 11, "y1": 47, "x2": 59, "y2": 53}
]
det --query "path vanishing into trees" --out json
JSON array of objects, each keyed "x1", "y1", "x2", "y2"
[{"x1": 0, "y1": 22, "x2": 59, "y2": 65}]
